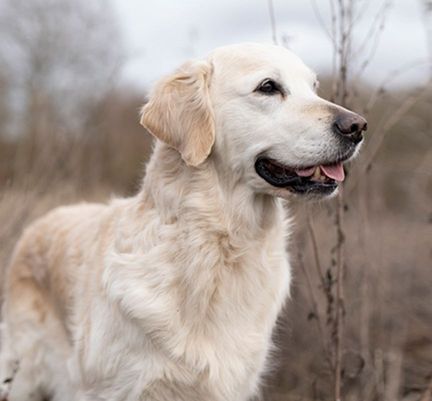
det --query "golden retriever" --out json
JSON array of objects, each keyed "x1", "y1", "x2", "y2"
[{"x1": 0, "y1": 43, "x2": 366, "y2": 401}]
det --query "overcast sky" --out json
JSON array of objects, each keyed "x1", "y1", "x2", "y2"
[{"x1": 112, "y1": 0, "x2": 431, "y2": 89}]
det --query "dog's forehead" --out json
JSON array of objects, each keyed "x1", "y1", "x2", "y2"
[{"x1": 208, "y1": 43, "x2": 315, "y2": 82}]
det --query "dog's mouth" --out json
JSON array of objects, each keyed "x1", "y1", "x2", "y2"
[{"x1": 255, "y1": 157, "x2": 347, "y2": 195}]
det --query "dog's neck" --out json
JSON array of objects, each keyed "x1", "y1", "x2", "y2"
[{"x1": 140, "y1": 142, "x2": 284, "y2": 240}]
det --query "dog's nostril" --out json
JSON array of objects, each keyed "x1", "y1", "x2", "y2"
[
  {"x1": 357, "y1": 118, "x2": 367, "y2": 133},
  {"x1": 334, "y1": 113, "x2": 367, "y2": 140}
]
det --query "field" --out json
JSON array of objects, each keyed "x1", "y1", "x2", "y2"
[
  {"x1": 1, "y1": 84, "x2": 431, "y2": 401},
  {"x1": 0, "y1": 0, "x2": 431, "y2": 400}
]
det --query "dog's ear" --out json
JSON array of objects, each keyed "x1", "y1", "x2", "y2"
[{"x1": 140, "y1": 60, "x2": 215, "y2": 167}]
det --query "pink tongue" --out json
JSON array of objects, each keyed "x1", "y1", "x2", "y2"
[
  {"x1": 295, "y1": 166, "x2": 316, "y2": 177},
  {"x1": 321, "y1": 163, "x2": 345, "y2": 182}
]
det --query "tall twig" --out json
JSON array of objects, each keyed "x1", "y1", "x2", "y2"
[
  {"x1": 421, "y1": 0, "x2": 432, "y2": 78},
  {"x1": 306, "y1": 215, "x2": 327, "y2": 293},
  {"x1": 334, "y1": 188, "x2": 345, "y2": 401},
  {"x1": 267, "y1": 0, "x2": 278, "y2": 45},
  {"x1": 311, "y1": 0, "x2": 334, "y2": 42},
  {"x1": 332, "y1": 1, "x2": 352, "y2": 399},
  {"x1": 297, "y1": 250, "x2": 333, "y2": 369},
  {"x1": 353, "y1": 0, "x2": 392, "y2": 81},
  {"x1": 328, "y1": 1, "x2": 358, "y2": 399},
  {"x1": 329, "y1": 0, "x2": 338, "y2": 100},
  {"x1": 309, "y1": 1, "x2": 431, "y2": 400}
]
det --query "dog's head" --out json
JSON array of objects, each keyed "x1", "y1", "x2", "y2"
[{"x1": 141, "y1": 43, "x2": 367, "y2": 199}]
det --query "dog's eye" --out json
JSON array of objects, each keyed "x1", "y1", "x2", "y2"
[{"x1": 256, "y1": 79, "x2": 283, "y2": 96}]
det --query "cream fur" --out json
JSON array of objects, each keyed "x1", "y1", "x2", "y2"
[{"x1": 0, "y1": 43, "x2": 363, "y2": 401}]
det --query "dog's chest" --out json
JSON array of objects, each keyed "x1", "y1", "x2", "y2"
[
  {"x1": 102, "y1": 220, "x2": 291, "y2": 400},
  {"x1": 104, "y1": 259, "x2": 289, "y2": 400}
]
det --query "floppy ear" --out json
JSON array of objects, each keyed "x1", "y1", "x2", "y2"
[{"x1": 140, "y1": 60, "x2": 215, "y2": 167}]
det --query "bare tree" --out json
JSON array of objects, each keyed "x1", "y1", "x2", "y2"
[{"x1": 0, "y1": 0, "x2": 124, "y2": 181}]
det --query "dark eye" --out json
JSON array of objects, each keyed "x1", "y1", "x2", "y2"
[{"x1": 256, "y1": 79, "x2": 283, "y2": 96}]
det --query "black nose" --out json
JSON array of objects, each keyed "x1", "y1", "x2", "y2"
[{"x1": 333, "y1": 112, "x2": 367, "y2": 144}]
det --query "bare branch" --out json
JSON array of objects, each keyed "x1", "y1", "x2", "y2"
[
  {"x1": 297, "y1": 250, "x2": 333, "y2": 370},
  {"x1": 306, "y1": 214, "x2": 327, "y2": 290},
  {"x1": 363, "y1": 85, "x2": 430, "y2": 171},
  {"x1": 330, "y1": 0, "x2": 339, "y2": 100},
  {"x1": 267, "y1": 0, "x2": 278, "y2": 45},
  {"x1": 354, "y1": 0, "x2": 392, "y2": 61},
  {"x1": 353, "y1": 0, "x2": 393, "y2": 81},
  {"x1": 334, "y1": 188, "x2": 346, "y2": 401},
  {"x1": 420, "y1": 0, "x2": 432, "y2": 78},
  {"x1": 364, "y1": 59, "x2": 431, "y2": 115},
  {"x1": 311, "y1": 0, "x2": 335, "y2": 42}
]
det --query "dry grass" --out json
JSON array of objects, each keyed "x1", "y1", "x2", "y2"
[
  {"x1": 263, "y1": 200, "x2": 432, "y2": 400},
  {"x1": 0, "y1": 86, "x2": 431, "y2": 401},
  {"x1": 0, "y1": 0, "x2": 431, "y2": 397}
]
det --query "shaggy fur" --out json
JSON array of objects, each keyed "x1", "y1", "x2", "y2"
[{"x1": 0, "y1": 43, "x2": 364, "y2": 401}]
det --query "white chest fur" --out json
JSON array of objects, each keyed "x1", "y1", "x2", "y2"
[{"x1": 86, "y1": 201, "x2": 291, "y2": 401}]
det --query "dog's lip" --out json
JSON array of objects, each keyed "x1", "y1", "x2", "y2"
[
  {"x1": 254, "y1": 152, "x2": 354, "y2": 194},
  {"x1": 262, "y1": 158, "x2": 344, "y2": 180},
  {"x1": 292, "y1": 150, "x2": 356, "y2": 169},
  {"x1": 255, "y1": 146, "x2": 355, "y2": 176}
]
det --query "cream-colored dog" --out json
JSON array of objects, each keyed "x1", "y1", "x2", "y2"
[{"x1": 0, "y1": 43, "x2": 366, "y2": 401}]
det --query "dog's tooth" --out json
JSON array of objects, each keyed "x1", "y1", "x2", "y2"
[{"x1": 312, "y1": 167, "x2": 321, "y2": 180}]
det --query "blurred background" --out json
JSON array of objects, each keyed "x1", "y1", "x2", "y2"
[{"x1": 0, "y1": 0, "x2": 431, "y2": 400}]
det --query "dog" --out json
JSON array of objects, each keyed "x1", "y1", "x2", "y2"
[{"x1": 0, "y1": 43, "x2": 366, "y2": 401}]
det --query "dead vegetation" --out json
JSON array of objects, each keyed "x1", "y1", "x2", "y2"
[
  {"x1": 0, "y1": 0, "x2": 431, "y2": 400},
  {"x1": 264, "y1": 0, "x2": 432, "y2": 400}
]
